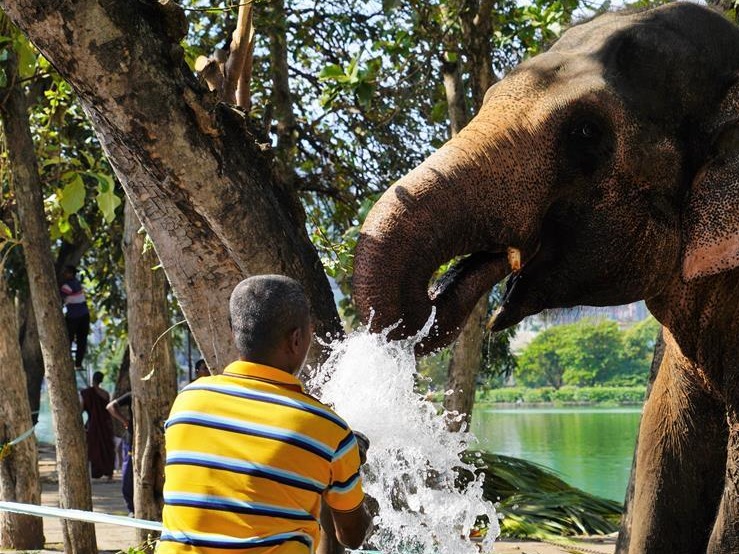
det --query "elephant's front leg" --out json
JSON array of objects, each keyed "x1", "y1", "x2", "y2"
[
  {"x1": 707, "y1": 395, "x2": 739, "y2": 552},
  {"x1": 625, "y1": 337, "x2": 727, "y2": 554}
]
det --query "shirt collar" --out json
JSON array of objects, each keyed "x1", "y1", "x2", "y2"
[{"x1": 222, "y1": 361, "x2": 304, "y2": 391}]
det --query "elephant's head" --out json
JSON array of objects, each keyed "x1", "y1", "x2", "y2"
[{"x1": 353, "y1": 3, "x2": 739, "y2": 354}]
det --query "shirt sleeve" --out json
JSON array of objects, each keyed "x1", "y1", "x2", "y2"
[{"x1": 323, "y1": 430, "x2": 365, "y2": 512}]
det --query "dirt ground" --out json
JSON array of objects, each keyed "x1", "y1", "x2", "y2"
[{"x1": 0, "y1": 445, "x2": 616, "y2": 554}]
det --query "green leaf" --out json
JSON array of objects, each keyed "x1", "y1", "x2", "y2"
[
  {"x1": 96, "y1": 175, "x2": 121, "y2": 223},
  {"x1": 0, "y1": 68, "x2": 6, "y2": 89},
  {"x1": 14, "y1": 36, "x2": 37, "y2": 79},
  {"x1": 58, "y1": 215, "x2": 71, "y2": 235},
  {"x1": 0, "y1": 220, "x2": 12, "y2": 239},
  {"x1": 355, "y1": 82, "x2": 373, "y2": 107},
  {"x1": 318, "y1": 64, "x2": 345, "y2": 80},
  {"x1": 60, "y1": 173, "x2": 86, "y2": 215}
]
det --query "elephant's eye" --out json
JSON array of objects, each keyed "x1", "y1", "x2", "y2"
[
  {"x1": 563, "y1": 115, "x2": 612, "y2": 175},
  {"x1": 571, "y1": 121, "x2": 599, "y2": 140}
]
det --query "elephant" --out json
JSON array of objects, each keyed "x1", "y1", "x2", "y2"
[{"x1": 352, "y1": 3, "x2": 739, "y2": 553}]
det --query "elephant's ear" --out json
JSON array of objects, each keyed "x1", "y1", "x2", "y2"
[{"x1": 682, "y1": 82, "x2": 739, "y2": 281}]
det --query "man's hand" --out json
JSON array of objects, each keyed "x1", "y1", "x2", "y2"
[{"x1": 354, "y1": 431, "x2": 370, "y2": 465}]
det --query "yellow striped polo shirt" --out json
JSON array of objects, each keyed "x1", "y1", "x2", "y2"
[{"x1": 158, "y1": 361, "x2": 365, "y2": 554}]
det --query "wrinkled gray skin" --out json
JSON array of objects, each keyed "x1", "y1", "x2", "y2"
[{"x1": 353, "y1": 4, "x2": 739, "y2": 553}]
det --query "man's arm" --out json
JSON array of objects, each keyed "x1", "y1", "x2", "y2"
[
  {"x1": 328, "y1": 501, "x2": 373, "y2": 550},
  {"x1": 321, "y1": 430, "x2": 372, "y2": 551},
  {"x1": 106, "y1": 393, "x2": 131, "y2": 429}
]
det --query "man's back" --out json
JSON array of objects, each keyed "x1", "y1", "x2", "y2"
[{"x1": 159, "y1": 361, "x2": 364, "y2": 553}]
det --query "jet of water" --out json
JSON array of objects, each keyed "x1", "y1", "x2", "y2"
[{"x1": 309, "y1": 316, "x2": 499, "y2": 554}]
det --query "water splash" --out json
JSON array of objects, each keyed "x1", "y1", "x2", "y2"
[{"x1": 308, "y1": 315, "x2": 499, "y2": 554}]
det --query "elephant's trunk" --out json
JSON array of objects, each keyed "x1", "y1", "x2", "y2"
[{"x1": 354, "y1": 114, "x2": 542, "y2": 353}]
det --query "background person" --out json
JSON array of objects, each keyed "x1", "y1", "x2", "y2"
[
  {"x1": 193, "y1": 358, "x2": 209, "y2": 380},
  {"x1": 80, "y1": 371, "x2": 115, "y2": 481},
  {"x1": 107, "y1": 391, "x2": 134, "y2": 516},
  {"x1": 159, "y1": 275, "x2": 372, "y2": 553},
  {"x1": 59, "y1": 265, "x2": 90, "y2": 370}
]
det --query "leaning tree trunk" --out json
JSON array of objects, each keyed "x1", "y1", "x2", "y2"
[
  {"x1": 0, "y1": 1, "x2": 341, "y2": 373},
  {"x1": 0, "y1": 34, "x2": 96, "y2": 553},
  {"x1": 0, "y1": 277, "x2": 43, "y2": 549},
  {"x1": 123, "y1": 202, "x2": 178, "y2": 540}
]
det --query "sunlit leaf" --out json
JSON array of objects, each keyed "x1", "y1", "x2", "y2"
[
  {"x1": 58, "y1": 215, "x2": 71, "y2": 235},
  {"x1": 0, "y1": 220, "x2": 13, "y2": 239},
  {"x1": 96, "y1": 177, "x2": 122, "y2": 223},
  {"x1": 318, "y1": 64, "x2": 345, "y2": 80},
  {"x1": 60, "y1": 173, "x2": 86, "y2": 215},
  {"x1": 14, "y1": 35, "x2": 37, "y2": 79}
]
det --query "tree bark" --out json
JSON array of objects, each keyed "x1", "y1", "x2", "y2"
[
  {"x1": 123, "y1": 202, "x2": 178, "y2": 540},
  {"x1": 0, "y1": 0, "x2": 341, "y2": 373},
  {"x1": 443, "y1": 296, "x2": 488, "y2": 431},
  {"x1": 0, "y1": 278, "x2": 43, "y2": 549},
  {"x1": 440, "y1": 1, "x2": 497, "y2": 430},
  {"x1": 17, "y1": 293, "x2": 43, "y2": 425},
  {"x1": 266, "y1": 0, "x2": 299, "y2": 190},
  {"x1": 20, "y1": 240, "x2": 90, "y2": 426},
  {"x1": 0, "y1": 36, "x2": 96, "y2": 553},
  {"x1": 441, "y1": 54, "x2": 468, "y2": 137},
  {"x1": 460, "y1": 0, "x2": 496, "y2": 110}
]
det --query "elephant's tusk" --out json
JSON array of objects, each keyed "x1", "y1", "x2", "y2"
[
  {"x1": 507, "y1": 247, "x2": 521, "y2": 272},
  {"x1": 485, "y1": 308, "x2": 502, "y2": 330}
]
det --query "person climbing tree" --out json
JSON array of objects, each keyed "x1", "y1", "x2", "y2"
[{"x1": 59, "y1": 265, "x2": 90, "y2": 370}]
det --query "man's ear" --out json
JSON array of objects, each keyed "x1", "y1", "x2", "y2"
[
  {"x1": 682, "y1": 80, "x2": 739, "y2": 280},
  {"x1": 288, "y1": 327, "x2": 303, "y2": 354}
]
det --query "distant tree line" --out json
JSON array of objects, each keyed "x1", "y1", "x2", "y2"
[{"x1": 515, "y1": 317, "x2": 660, "y2": 389}]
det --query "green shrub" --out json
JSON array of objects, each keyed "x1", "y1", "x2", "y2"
[{"x1": 479, "y1": 385, "x2": 646, "y2": 405}]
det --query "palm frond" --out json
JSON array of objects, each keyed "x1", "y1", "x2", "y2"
[{"x1": 460, "y1": 450, "x2": 623, "y2": 538}]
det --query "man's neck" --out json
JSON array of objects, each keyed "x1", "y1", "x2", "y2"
[{"x1": 239, "y1": 354, "x2": 296, "y2": 376}]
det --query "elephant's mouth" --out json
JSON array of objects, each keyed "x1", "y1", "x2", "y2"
[{"x1": 426, "y1": 244, "x2": 538, "y2": 340}]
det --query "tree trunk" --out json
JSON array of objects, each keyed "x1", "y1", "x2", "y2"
[
  {"x1": 441, "y1": 53, "x2": 468, "y2": 138},
  {"x1": 0, "y1": 1, "x2": 341, "y2": 373},
  {"x1": 0, "y1": 278, "x2": 43, "y2": 549},
  {"x1": 459, "y1": 0, "x2": 495, "y2": 112},
  {"x1": 17, "y1": 293, "x2": 43, "y2": 425},
  {"x1": 123, "y1": 202, "x2": 178, "y2": 541},
  {"x1": 443, "y1": 296, "x2": 488, "y2": 431},
  {"x1": 440, "y1": 1, "x2": 497, "y2": 431},
  {"x1": 19, "y1": 240, "x2": 90, "y2": 426},
  {"x1": 266, "y1": 0, "x2": 298, "y2": 189},
  {"x1": 0, "y1": 36, "x2": 96, "y2": 554}
]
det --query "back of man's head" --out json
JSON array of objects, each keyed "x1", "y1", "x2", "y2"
[
  {"x1": 229, "y1": 275, "x2": 311, "y2": 360},
  {"x1": 92, "y1": 371, "x2": 104, "y2": 385}
]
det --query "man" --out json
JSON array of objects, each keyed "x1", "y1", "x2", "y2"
[
  {"x1": 59, "y1": 265, "x2": 90, "y2": 370},
  {"x1": 107, "y1": 391, "x2": 134, "y2": 517},
  {"x1": 80, "y1": 371, "x2": 115, "y2": 481},
  {"x1": 159, "y1": 275, "x2": 372, "y2": 552}
]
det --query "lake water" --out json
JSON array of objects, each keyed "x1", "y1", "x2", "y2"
[
  {"x1": 35, "y1": 388, "x2": 641, "y2": 503},
  {"x1": 471, "y1": 406, "x2": 642, "y2": 502}
]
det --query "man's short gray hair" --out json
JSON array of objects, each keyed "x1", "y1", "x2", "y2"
[{"x1": 229, "y1": 275, "x2": 311, "y2": 357}]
